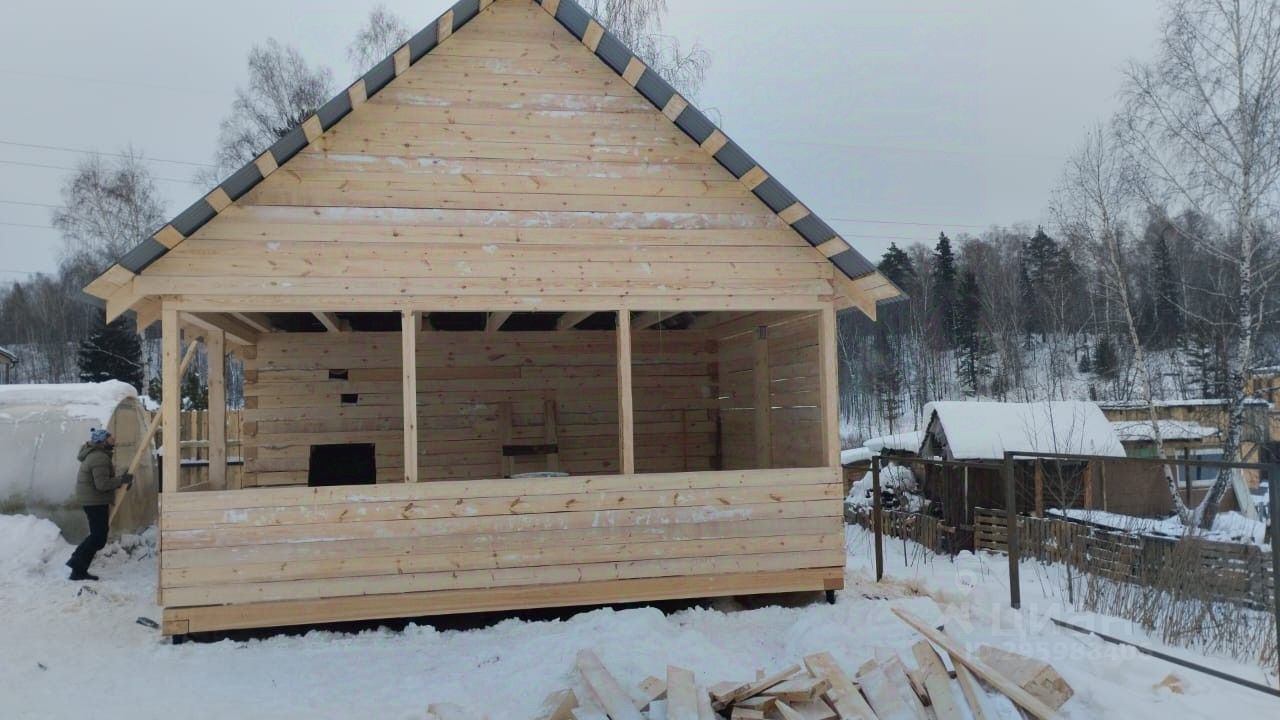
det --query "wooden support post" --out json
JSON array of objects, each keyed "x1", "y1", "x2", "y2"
[
  {"x1": 616, "y1": 310, "x2": 635, "y2": 475},
  {"x1": 753, "y1": 325, "x2": 772, "y2": 468},
  {"x1": 1084, "y1": 461, "x2": 1095, "y2": 510},
  {"x1": 1003, "y1": 453, "x2": 1021, "y2": 609},
  {"x1": 1033, "y1": 460, "x2": 1045, "y2": 517},
  {"x1": 498, "y1": 402, "x2": 514, "y2": 478},
  {"x1": 207, "y1": 328, "x2": 227, "y2": 490},
  {"x1": 818, "y1": 305, "x2": 840, "y2": 467},
  {"x1": 161, "y1": 308, "x2": 180, "y2": 495},
  {"x1": 544, "y1": 396, "x2": 560, "y2": 472},
  {"x1": 402, "y1": 310, "x2": 419, "y2": 483},
  {"x1": 872, "y1": 456, "x2": 884, "y2": 581}
]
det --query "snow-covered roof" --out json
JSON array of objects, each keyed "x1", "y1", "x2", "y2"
[
  {"x1": 863, "y1": 430, "x2": 924, "y2": 454},
  {"x1": 0, "y1": 381, "x2": 138, "y2": 424},
  {"x1": 0, "y1": 346, "x2": 16, "y2": 363},
  {"x1": 923, "y1": 400, "x2": 1126, "y2": 460},
  {"x1": 840, "y1": 447, "x2": 875, "y2": 466},
  {"x1": 1110, "y1": 419, "x2": 1219, "y2": 443}
]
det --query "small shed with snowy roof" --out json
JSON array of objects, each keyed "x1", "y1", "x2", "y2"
[
  {"x1": 79, "y1": 0, "x2": 903, "y2": 636},
  {"x1": 0, "y1": 346, "x2": 16, "y2": 384}
]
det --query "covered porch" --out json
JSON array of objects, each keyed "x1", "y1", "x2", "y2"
[{"x1": 152, "y1": 304, "x2": 847, "y2": 635}]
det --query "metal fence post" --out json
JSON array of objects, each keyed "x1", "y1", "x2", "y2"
[
  {"x1": 872, "y1": 455, "x2": 884, "y2": 582},
  {"x1": 1003, "y1": 451, "x2": 1021, "y2": 610}
]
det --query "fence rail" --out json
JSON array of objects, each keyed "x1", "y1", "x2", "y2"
[{"x1": 150, "y1": 409, "x2": 244, "y2": 490}]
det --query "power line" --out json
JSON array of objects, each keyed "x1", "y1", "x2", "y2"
[
  {"x1": 0, "y1": 199, "x2": 59, "y2": 209},
  {"x1": 0, "y1": 139, "x2": 215, "y2": 168},
  {"x1": 0, "y1": 267, "x2": 51, "y2": 275},
  {"x1": 0, "y1": 158, "x2": 198, "y2": 184},
  {"x1": 0, "y1": 221, "x2": 57, "y2": 230},
  {"x1": 827, "y1": 216, "x2": 989, "y2": 230}
]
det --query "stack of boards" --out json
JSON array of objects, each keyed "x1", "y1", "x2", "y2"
[{"x1": 424, "y1": 610, "x2": 1073, "y2": 720}]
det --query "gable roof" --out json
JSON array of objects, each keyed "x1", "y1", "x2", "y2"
[
  {"x1": 85, "y1": 0, "x2": 902, "y2": 317},
  {"x1": 922, "y1": 401, "x2": 1126, "y2": 460}
]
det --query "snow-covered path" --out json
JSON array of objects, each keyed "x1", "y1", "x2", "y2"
[{"x1": 1, "y1": 513, "x2": 1275, "y2": 719}]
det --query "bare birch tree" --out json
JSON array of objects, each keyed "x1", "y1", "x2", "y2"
[
  {"x1": 1055, "y1": 124, "x2": 1193, "y2": 522},
  {"x1": 203, "y1": 39, "x2": 334, "y2": 181},
  {"x1": 582, "y1": 0, "x2": 710, "y2": 97},
  {"x1": 1118, "y1": 0, "x2": 1280, "y2": 526},
  {"x1": 51, "y1": 150, "x2": 166, "y2": 272},
  {"x1": 348, "y1": 5, "x2": 411, "y2": 73}
]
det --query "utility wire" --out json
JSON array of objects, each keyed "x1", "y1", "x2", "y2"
[
  {"x1": 0, "y1": 139, "x2": 215, "y2": 168},
  {"x1": 0, "y1": 221, "x2": 57, "y2": 230},
  {"x1": 0, "y1": 158, "x2": 198, "y2": 184},
  {"x1": 0, "y1": 199, "x2": 60, "y2": 209}
]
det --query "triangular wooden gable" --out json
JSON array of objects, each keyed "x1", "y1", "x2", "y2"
[{"x1": 87, "y1": 0, "x2": 901, "y2": 321}]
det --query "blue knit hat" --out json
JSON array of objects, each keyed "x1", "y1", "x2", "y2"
[{"x1": 90, "y1": 428, "x2": 112, "y2": 444}]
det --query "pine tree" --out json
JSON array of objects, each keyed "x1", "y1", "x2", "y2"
[
  {"x1": 1148, "y1": 231, "x2": 1182, "y2": 346},
  {"x1": 955, "y1": 268, "x2": 990, "y2": 394},
  {"x1": 1092, "y1": 335, "x2": 1120, "y2": 380},
  {"x1": 182, "y1": 368, "x2": 208, "y2": 410},
  {"x1": 877, "y1": 242, "x2": 916, "y2": 291},
  {"x1": 930, "y1": 233, "x2": 958, "y2": 347},
  {"x1": 77, "y1": 311, "x2": 143, "y2": 391},
  {"x1": 1021, "y1": 227, "x2": 1062, "y2": 340}
]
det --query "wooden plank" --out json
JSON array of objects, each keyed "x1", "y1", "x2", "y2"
[
  {"x1": 818, "y1": 306, "x2": 839, "y2": 467},
  {"x1": 557, "y1": 311, "x2": 594, "y2": 330},
  {"x1": 802, "y1": 652, "x2": 878, "y2": 720},
  {"x1": 779, "y1": 203, "x2": 810, "y2": 225},
  {"x1": 715, "y1": 666, "x2": 800, "y2": 710},
  {"x1": 576, "y1": 650, "x2": 645, "y2": 720},
  {"x1": 537, "y1": 689, "x2": 578, "y2": 720},
  {"x1": 438, "y1": 9, "x2": 455, "y2": 42},
  {"x1": 667, "y1": 665, "x2": 699, "y2": 720},
  {"x1": 207, "y1": 328, "x2": 227, "y2": 490},
  {"x1": 581, "y1": 20, "x2": 604, "y2": 52},
  {"x1": 921, "y1": 675, "x2": 963, "y2": 720},
  {"x1": 815, "y1": 237, "x2": 850, "y2": 258},
  {"x1": 753, "y1": 326, "x2": 772, "y2": 468},
  {"x1": 402, "y1": 310, "x2": 419, "y2": 482},
  {"x1": 486, "y1": 311, "x2": 512, "y2": 333},
  {"x1": 950, "y1": 661, "x2": 992, "y2": 720},
  {"x1": 427, "y1": 703, "x2": 477, "y2": 720},
  {"x1": 617, "y1": 310, "x2": 635, "y2": 475},
  {"x1": 162, "y1": 309, "x2": 181, "y2": 495},
  {"x1": 314, "y1": 312, "x2": 343, "y2": 332},
  {"x1": 622, "y1": 57, "x2": 646, "y2": 86},
  {"x1": 890, "y1": 610, "x2": 1061, "y2": 720}
]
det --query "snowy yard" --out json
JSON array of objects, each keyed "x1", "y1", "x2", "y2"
[{"x1": 1, "y1": 512, "x2": 1276, "y2": 719}]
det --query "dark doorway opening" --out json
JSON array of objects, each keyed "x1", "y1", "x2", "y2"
[{"x1": 308, "y1": 443, "x2": 376, "y2": 487}]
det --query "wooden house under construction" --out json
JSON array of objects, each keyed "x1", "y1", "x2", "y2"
[{"x1": 83, "y1": 0, "x2": 900, "y2": 636}]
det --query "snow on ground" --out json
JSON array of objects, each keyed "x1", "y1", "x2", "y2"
[
  {"x1": 1052, "y1": 507, "x2": 1269, "y2": 545},
  {"x1": 1, "y1": 513, "x2": 1276, "y2": 719}
]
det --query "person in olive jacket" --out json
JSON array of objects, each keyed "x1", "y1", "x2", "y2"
[{"x1": 66, "y1": 428, "x2": 132, "y2": 581}]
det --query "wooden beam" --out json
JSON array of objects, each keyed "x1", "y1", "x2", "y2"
[
  {"x1": 178, "y1": 312, "x2": 259, "y2": 347},
  {"x1": 557, "y1": 311, "x2": 594, "y2": 330},
  {"x1": 402, "y1": 310, "x2": 420, "y2": 483},
  {"x1": 314, "y1": 312, "x2": 343, "y2": 333},
  {"x1": 616, "y1": 310, "x2": 635, "y2": 475},
  {"x1": 631, "y1": 311, "x2": 668, "y2": 330},
  {"x1": 161, "y1": 308, "x2": 181, "y2": 495},
  {"x1": 487, "y1": 311, "x2": 513, "y2": 333},
  {"x1": 230, "y1": 312, "x2": 273, "y2": 334},
  {"x1": 891, "y1": 609, "x2": 1062, "y2": 720},
  {"x1": 818, "y1": 306, "x2": 839, "y2": 467},
  {"x1": 754, "y1": 326, "x2": 772, "y2": 469},
  {"x1": 207, "y1": 328, "x2": 227, "y2": 490}
]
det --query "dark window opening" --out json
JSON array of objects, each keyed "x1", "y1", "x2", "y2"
[
  {"x1": 329, "y1": 369, "x2": 349, "y2": 380},
  {"x1": 308, "y1": 443, "x2": 376, "y2": 487},
  {"x1": 341, "y1": 393, "x2": 359, "y2": 405}
]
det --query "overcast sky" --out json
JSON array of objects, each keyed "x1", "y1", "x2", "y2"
[{"x1": 0, "y1": 0, "x2": 1166, "y2": 282}]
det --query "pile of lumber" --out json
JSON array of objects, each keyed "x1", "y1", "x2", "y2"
[{"x1": 425, "y1": 609, "x2": 1073, "y2": 720}]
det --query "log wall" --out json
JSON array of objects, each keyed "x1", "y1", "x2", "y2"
[
  {"x1": 717, "y1": 314, "x2": 824, "y2": 470},
  {"x1": 159, "y1": 467, "x2": 845, "y2": 634},
  {"x1": 243, "y1": 330, "x2": 717, "y2": 486}
]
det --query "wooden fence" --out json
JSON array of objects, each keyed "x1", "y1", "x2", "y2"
[
  {"x1": 975, "y1": 507, "x2": 1275, "y2": 610},
  {"x1": 846, "y1": 505, "x2": 961, "y2": 557},
  {"x1": 150, "y1": 409, "x2": 244, "y2": 490}
]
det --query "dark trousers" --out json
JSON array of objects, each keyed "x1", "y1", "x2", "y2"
[{"x1": 68, "y1": 504, "x2": 109, "y2": 572}]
